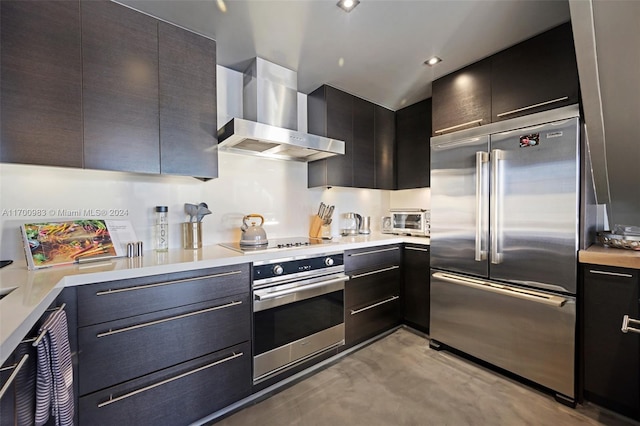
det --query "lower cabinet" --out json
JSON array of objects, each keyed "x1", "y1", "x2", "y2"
[
  {"x1": 402, "y1": 244, "x2": 430, "y2": 333},
  {"x1": 76, "y1": 264, "x2": 252, "y2": 426},
  {"x1": 79, "y1": 342, "x2": 250, "y2": 426},
  {"x1": 344, "y1": 245, "x2": 401, "y2": 347},
  {"x1": 582, "y1": 264, "x2": 640, "y2": 420}
]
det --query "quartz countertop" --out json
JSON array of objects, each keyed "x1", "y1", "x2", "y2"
[
  {"x1": 579, "y1": 244, "x2": 640, "y2": 269},
  {"x1": 0, "y1": 233, "x2": 429, "y2": 364}
]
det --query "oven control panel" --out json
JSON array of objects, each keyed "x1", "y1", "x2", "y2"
[{"x1": 254, "y1": 253, "x2": 344, "y2": 282}]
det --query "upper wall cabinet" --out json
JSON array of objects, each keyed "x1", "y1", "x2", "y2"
[
  {"x1": 0, "y1": 1, "x2": 83, "y2": 167},
  {"x1": 82, "y1": 1, "x2": 160, "y2": 174},
  {"x1": 374, "y1": 105, "x2": 396, "y2": 190},
  {"x1": 308, "y1": 85, "x2": 395, "y2": 189},
  {"x1": 1, "y1": 0, "x2": 218, "y2": 180},
  {"x1": 431, "y1": 22, "x2": 579, "y2": 134},
  {"x1": 396, "y1": 98, "x2": 431, "y2": 189},
  {"x1": 308, "y1": 85, "x2": 354, "y2": 188},
  {"x1": 159, "y1": 22, "x2": 218, "y2": 179},
  {"x1": 491, "y1": 22, "x2": 579, "y2": 121},
  {"x1": 431, "y1": 59, "x2": 491, "y2": 136}
]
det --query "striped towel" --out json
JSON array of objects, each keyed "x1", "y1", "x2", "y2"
[{"x1": 35, "y1": 309, "x2": 74, "y2": 426}]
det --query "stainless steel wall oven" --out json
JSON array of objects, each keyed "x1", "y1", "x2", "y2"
[{"x1": 252, "y1": 252, "x2": 348, "y2": 383}]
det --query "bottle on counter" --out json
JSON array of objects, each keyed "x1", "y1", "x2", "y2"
[{"x1": 155, "y1": 206, "x2": 169, "y2": 252}]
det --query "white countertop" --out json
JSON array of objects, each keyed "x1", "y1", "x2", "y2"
[{"x1": 0, "y1": 233, "x2": 428, "y2": 365}]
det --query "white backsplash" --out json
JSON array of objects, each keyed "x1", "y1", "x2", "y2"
[
  {"x1": 389, "y1": 188, "x2": 431, "y2": 211},
  {"x1": 0, "y1": 156, "x2": 398, "y2": 262}
]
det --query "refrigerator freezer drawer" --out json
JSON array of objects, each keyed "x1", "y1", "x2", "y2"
[{"x1": 430, "y1": 270, "x2": 575, "y2": 399}]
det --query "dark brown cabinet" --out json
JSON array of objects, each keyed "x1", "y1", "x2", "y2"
[
  {"x1": 491, "y1": 22, "x2": 579, "y2": 122},
  {"x1": 159, "y1": 22, "x2": 218, "y2": 179},
  {"x1": 353, "y1": 96, "x2": 375, "y2": 188},
  {"x1": 582, "y1": 264, "x2": 640, "y2": 420},
  {"x1": 308, "y1": 85, "x2": 396, "y2": 189},
  {"x1": 82, "y1": 0, "x2": 160, "y2": 174},
  {"x1": 0, "y1": 1, "x2": 83, "y2": 168},
  {"x1": 396, "y1": 98, "x2": 432, "y2": 189},
  {"x1": 308, "y1": 85, "x2": 354, "y2": 188},
  {"x1": 1, "y1": 0, "x2": 218, "y2": 179},
  {"x1": 374, "y1": 105, "x2": 396, "y2": 190},
  {"x1": 432, "y1": 59, "x2": 491, "y2": 136},
  {"x1": 76, "y1": 264, "x2": 252, "y2": 426},
  {"x1": 344, "y1": 245, "x2": 402, "y2": 347},
  {"x1": 402, "y1": 244, "x2": 430, "y2": 333}
]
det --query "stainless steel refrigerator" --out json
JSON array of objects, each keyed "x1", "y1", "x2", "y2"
[{"x1": 429, "y1": 105, "x2": 580, "y2": 405}]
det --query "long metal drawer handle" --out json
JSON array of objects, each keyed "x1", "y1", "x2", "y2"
[
  {"x1": 350, "y1": 295, "x2": 400, "y2": 315},
  {"x1": 432, "y1": 272, "x2": 566, "y2": 307},
  {"x1": 622, "y1": 315, "x2": 640, "y2": 334},
  {"x1": 475, "y1": 151, "x2": 489, "y2": 261},
  {"x1": 496, "y1": 96, "x2": 569, "y2": 118},
  {"x1": 0, "y1": 354, "x2": 29, "y2": 399},
  {"x1": 589, "y1": 270, "x2": 634, "y2": 278},
  {"x1": 96, "y1": 270, "x2": 243, "y2": 296},
  {"x1": 96, "y1": 300, "x2": 242, "y2": 338},
  {"x1": 405, "y1": 247, "x2": 429, "y2": 253},
  {"x1": 348, "y1": 247, "x2": 399, "y2": 257},
  {"x1": 97, "y1": 351, "x2": 243, "y2": 408},
  {"x1": 254, "y1": 276, "x2": 348, "y2": 300},
  {"x1": 434, "y1": 119, "x2": 483, "y2": 134},
  {"x1": 351, "y1": 265, "x2": 400, "y2": 279}
]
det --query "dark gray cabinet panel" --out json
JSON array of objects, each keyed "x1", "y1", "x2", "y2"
[
  {"x1": 159, "y1": 22, "x2": 218, "y2": 179},
  {"x1": 307, "y1": 85, "x2": 396, "y2": 189},
  {"x1": 307, "y1": 85, "x2": 354, "y2": 188},
  {"x1": 432, "y1": 59, "x2": 491, "y2": 136},
  {"x1": 582, "y1": 265, "x2": 640, "y2": 420},
  {"x1": 353, "y1": 96, "x2": 375, "y2": 188},
  {"x1": 344, "y1": 244, "x2": 401, "y2": 348},
  {"x1": 1, "y1": 1, "x2": 82, "y2": 167},
  {"x1": 492, "y1": 23, "x2": 579, "y2": 121},
  {"x1": 79, "y1": 342, "x2": 251, "y2": 426},
  {"x1": 77, "y1": 264, "x2": 250, "y2": 327},
  {"x1": 78, "y1": 294, "x2": 250, "y2": 395},
  {"x1": 345, "y1": 245, "x2": 401, "y2": 273},
  {"x1": 396, "y1": 98, "x2": 431, "y2": 189},
  {"x1": 82, "y1": 0, "x2": 160, "y2": 174},
  {"x1": 402, "y1": 244, "x2": 430, "y2": 333},
  {"x1": 374, "y1": 105, "x2": 396, "y2": 190}
]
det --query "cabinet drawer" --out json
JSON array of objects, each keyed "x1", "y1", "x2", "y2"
[
  {"x1": 346, "y1": 296, "x2": 401, "y2": 346},
  {"x1": 78, "y1": 294, "x2": 250, "y2": 395},
  {"x1": 78, "y1": 263, "x2": 250, "y2": 326},
  {"x1": 79, "y1": 342, "x2": 251, "y2": 426},
  {"x1": 345, "y1": 245, "x2": 400, "y2": 273},
  {"x1": 346, "y1": 266, "x2": 400, "y2": 309}
]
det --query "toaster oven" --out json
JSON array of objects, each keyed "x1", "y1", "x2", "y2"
[{"x1": 390, "y1": 209, "x2": 430, "y2": 236}]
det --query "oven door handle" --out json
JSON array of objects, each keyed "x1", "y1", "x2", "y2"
[{"x1": 254, "y1": 276, "x2": 348, "y2": 301}]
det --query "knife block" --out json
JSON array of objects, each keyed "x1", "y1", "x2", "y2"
[{"x1": 309, "y1": 216, "x2": 324, "y2": 239}]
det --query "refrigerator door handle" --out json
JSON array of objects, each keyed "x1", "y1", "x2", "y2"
[
  {"x1": 432, "y1": 272, "x2": 567, "y2": 307},
  {"x1": 491, "y1": 149, "x2": 504, "y2": 264},
  {"x1": 475, "y1": 152, "x2": 489, "y2": 261}
]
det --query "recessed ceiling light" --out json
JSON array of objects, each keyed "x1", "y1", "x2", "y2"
[
  {"x1": 424, "y1": 56, "x2": 442, "y2": 66},
  {"x1": 337, "y1": 0, "x2": 360, "y2": 13}
]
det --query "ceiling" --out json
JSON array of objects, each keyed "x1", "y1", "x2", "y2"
[{"x1": 118, "y1": 0, "x2": 571, "y2": 111}]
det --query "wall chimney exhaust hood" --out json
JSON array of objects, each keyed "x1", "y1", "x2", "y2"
[{"x1": 217, "y1": 58, "x2": 345, "y2": 162}]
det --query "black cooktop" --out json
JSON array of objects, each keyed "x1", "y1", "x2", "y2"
[{"x1": 219, "y1": 237, "x2": 334, "y2": 254}]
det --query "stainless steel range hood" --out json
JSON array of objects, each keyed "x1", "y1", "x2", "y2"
[{"x1": 217, "y1": 58, "x2": 344, "y2": 162}]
